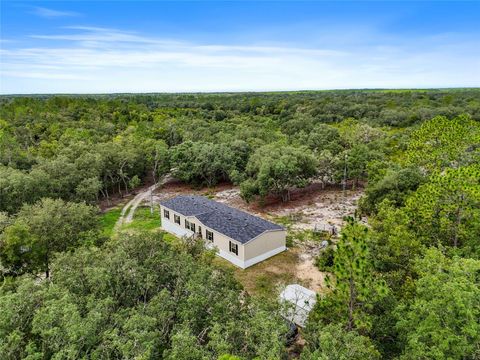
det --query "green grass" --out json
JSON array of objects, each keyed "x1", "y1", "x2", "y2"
[
  {"x1": 213, "y1": 249, "x2": 300, "y2": 300},
  {"x1": 100, "y1": 205, "x2": 161, "y2": 238},
  {"x1": 293, "y1": 229, "x2": 329, "y2": 243},
  {"x1": 284, "y1": 228, "x2": 330, "y2": 248},
  {"x1": 162, "y1": 232, "x2": 179, "y2": 244},
  {"x1": 122, "y1": 206, "x2": 161, "y2": 232},
  {"x1": 100, "y1": 207, "x2": 122, "y2": 238}
]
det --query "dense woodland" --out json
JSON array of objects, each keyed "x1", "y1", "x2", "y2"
[{"x1": 0, "y1": 89, "x2": 479, "y2": 359}]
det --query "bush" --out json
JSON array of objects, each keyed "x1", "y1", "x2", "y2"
[{"x1": 315, "y1": 246, "x2": 335, "y2": 272}]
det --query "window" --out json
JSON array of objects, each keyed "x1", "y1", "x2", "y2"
[
  {"x1": 163, "y1": 209, "x2": 170, "y2": 219},
  {"x1": 185, "y1": 219, "x2": 195, "y2": 232},
  {"x1": 206, "y1": 230, "x2": 214, "y2": 242},
  {"x1": 229, "y1": 241, "x2": 238, "y2": 256},
  {"x1": 174, "y1": 214, "x2": 181, "y2": 225},
  {"x1": 197, "y1": 226, "x2": 202, "y2": 238}
]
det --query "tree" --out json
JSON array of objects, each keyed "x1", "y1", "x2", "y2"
[
  {"x1": 149, "y1": 139, "x2": 170, "y2": 185},
  {"x1": 0, "y1": 212, "x2": 11, "y2": 233},
  {"x1": 95, "y1": 139, "x2": 147, "y2": 198},
  {"x1": 128, "y1": 175, "x2": 141, "y2": 190},
  {"x1": 33, "y1": 155, "x2": 83, "y2": 200},
  {"x1": 342, "y1": 144, "x2": 383, "y2": 188},
  {"x1": 292, "y1": 123, "x2": 342, "y2": 154},
  {"x1": 0, "y1": 198, "x2": 101, "y2": 278},
  {"x1": 308, "y1": 219, "x2": 387, "y2": 333},
  {"x1": 164, "y1": 326, "x2": 209, "y2": 360},
  {"x1": 0, "y1": 125, "x2": 31, "y2": 168},
  {"x1": 0, "y1": 279, "x2": 46, "y2": 359},
  {"x1": 396, "y1": 248, "x2": 480, "y2": 359},
  {"x1": 0, "y1": 166, "x2": 49, "y2": 214},
  {"x1": 75, "y1": 177, "x2": 103, "y2": 204},
  {"x1": 404, "y1": 164, "x2": 480, "y2": 256},
  {"x1": 170, "y1": 141, "x2": 240, "y2": 187},
  {"x1": 207, "y1": 304, "x2": 288, "y2": 359},
  {"x1": 241, "y1": 143, "x2": 318, "y2": 202},
  {"x1": 0, "y1": 232, "x2": 287, "y2": 359},
  {"x1": 218, "y1": 355, "x2": 241, "y2": 360},
  {"x1": 360, "y1": 166, "x2": 425, "y2": 214},
  {"x1": 301, "y1": 323, "x2": 381, "y2": 360},
  {"x1": 369, "y1": 200, "x2": 422, "y2": 294},
  {"x1": 281, "y1": 114, "x2": 315, "y2": 136},
  {"x1": 315, "y1": 246, "x2": 335, "y2": 272},
  {"x1": 406, "y1": 115, "x2": 480, "y2": 173},
  {"x1": 316, "y1": 150, "x2": 337, "y2": 189}
]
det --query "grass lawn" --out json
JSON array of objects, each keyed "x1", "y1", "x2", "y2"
[
  {"x1": 162, "y1": 232, "x2": 179, "y2": 244},
  {"x1": 213, "y1": 247, "x2": 301, "y2": 300},
  {"x1": 100, "y1": 207, "x2": 122, "y2": 238},
  {"x1": 100, "y1": 205, "x2": 161, "y2": 238},
  {"x1": 122, "y1": 206, "x2": 161, "y2": 232}
]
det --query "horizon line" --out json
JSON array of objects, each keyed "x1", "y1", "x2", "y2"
[{"x1": 2, "y1": 86, "x2": 480, "y2": 97}]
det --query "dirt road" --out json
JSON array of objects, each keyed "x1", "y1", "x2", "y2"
[{"x1": 115, "y1": 176, "x2": 172, "y2": 231}]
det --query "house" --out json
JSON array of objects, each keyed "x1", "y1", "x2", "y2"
[
  {"x1": 279, "y1": 284, "x2": 317, "y2": 327},
  {"x1": 159, "y1": 195, "x2": 286, "y2": 269}
]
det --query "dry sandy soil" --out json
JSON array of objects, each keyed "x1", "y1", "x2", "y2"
[{"x1": 150, "y1": 180, "x2": 363, "y2": 295}]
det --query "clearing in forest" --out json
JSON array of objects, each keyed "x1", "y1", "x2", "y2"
[
  {"x1": 101, "y1": 179, "x2": 362, "y2": 295},
  {"x1": 151, "y1": 180, "x2": 362, "y2": 296}
]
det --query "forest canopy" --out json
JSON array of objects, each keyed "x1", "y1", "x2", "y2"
[{"x1": 1, "y1": 89, "x2": 478, "y2": 210}]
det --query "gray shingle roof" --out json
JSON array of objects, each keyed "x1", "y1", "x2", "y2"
[{"x1": 160, "y1": 195, "x2": 284, "y2": 243}]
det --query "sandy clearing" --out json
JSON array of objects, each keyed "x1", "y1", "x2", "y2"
[
  {"x1": 214, "y1": 185, "x2": 363, "y2": 230},
  {"x1": 296, "y1": 256, "x2": 328, "y2": 292}
]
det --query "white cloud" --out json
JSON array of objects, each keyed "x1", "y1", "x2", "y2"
[
  {"x1": 1, "y1": 26, "x2": 479, "y2": 94},
  {"x1": 31, "y1": 27, "x2": 158, "y2": 44},
  {"x1": 31, "y1": 7, "x2": 80, "y2": 18}
]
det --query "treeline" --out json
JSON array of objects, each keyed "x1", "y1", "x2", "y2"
[
  {"x1": 5, "y1": 89, "x2": 478, "y2": 126},
  {"x1": 0, "y1": 136, "x2": 165, "y2": 213}
]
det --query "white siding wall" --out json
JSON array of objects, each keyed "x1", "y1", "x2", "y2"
[
  {"x1": 244, "y1": 230, "x2": 287, "y2": 262},
  {"x1": 160, "y1": 206, "x2": 193, "y2": 238},
  {"x1": 162, "y1": 217, "x2": 192, "y2": 237},
  {"x1": 243, "y1": 244, "x2": 286, "y2": 268}
]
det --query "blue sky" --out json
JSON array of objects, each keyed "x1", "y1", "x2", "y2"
[{"x1": 1, "y1": 1, "x2": 479, "y2": 94}]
